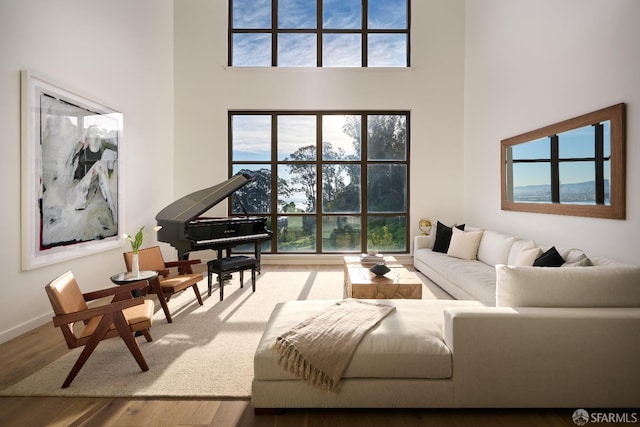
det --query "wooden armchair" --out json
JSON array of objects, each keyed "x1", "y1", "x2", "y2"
[
  {"x1": 123, "y1": 246, "x2": 204, "y2": 323},
  {"x1": 45, "y1": 271, "x2": 154, "y2": 388}
]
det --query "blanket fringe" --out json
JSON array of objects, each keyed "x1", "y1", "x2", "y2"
[{"x1": 273, "y1": 337, "x2": 337, "y2": 392}]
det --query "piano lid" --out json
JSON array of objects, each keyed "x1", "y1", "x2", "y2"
[{"x1": 155, "y1": 173, "x2": 253, "y2": 223}]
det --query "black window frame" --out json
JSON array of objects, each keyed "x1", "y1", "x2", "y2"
[
  {"x1": 228, "y1": 0, "x2": 411, "y2": 67},
  {"x1": 228, "y1": 110, "x2": 411, "y2": 254}
]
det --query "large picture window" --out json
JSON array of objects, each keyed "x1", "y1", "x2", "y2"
[
  {"x1": 229, "y1": 0, "x2": 410, "y2": 67},
  {"x1": 229, "y1": 111, "x2": 410, "y2": 254}
]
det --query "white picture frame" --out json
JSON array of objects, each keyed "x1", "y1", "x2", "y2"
[{"x1": 21, "y1": 70, "x2": 124, "y2": 270}]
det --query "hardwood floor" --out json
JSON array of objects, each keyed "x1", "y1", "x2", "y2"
[{"x1": 0, "y1": 264, "x2": 581, "y2": 426}]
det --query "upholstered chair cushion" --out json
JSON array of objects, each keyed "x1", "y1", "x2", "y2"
[{"x1": 47, "y1": 271, "x2": 89, "y2": 315}]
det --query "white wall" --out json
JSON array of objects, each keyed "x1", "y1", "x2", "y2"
[
  {"x1": 0, "y1": 0, "x2": 174, "y2": 343},
  {"x1": 173, "y1": 0, "x2": 466, "y2": 234},
  {"x1": 464, "y1": 0, "x2": 640, "y2": 264}
]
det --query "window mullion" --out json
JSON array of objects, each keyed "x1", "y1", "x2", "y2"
[
  {"x1": 272, "y1": 0, "x2": 278, "y2": 66},
  {"x1": 551, "y1": 135, "x2": 560, "y2": 203},
  {"x1": 404, "y1": 113, "x2": 411, "y2": 247},
  {"x1": 406, "y1": 0, "x2": 411, "y2": 66},
  {"x1": 228, "y1": 1, "x2": 234, "y2": 66},
  {"x1": 594, "y1": 123, "x2": 605, "y2": 204},
  {"x1": 316, "y1": 113, "x2": 323, "y2": 253},
  {"x1": 317, "y1": 0, "x2": 323, "y2": 67},
  {"x1": 271, "y1": 114, "x2": 278, "y2": 253},
  {"x1": 362, "y1": 0, "x2": 368, "y2": 67},
  {"x1": 361, "y1": 114, "x2": 368, "y2": 252}
]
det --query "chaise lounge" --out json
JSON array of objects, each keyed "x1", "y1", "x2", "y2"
[{"x1": 252, "y1": 226, "x2": 640, "y2": 410}]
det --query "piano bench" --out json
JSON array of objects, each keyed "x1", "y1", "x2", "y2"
[{"x1": 207, "y1": 256, "x2": 258, "y2": 301}]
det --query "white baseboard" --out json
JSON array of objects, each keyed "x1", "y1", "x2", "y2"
[{"x1": 0, "y1": 311, "x2": 52, "y2": 344}]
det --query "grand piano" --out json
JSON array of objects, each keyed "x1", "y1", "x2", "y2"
[{"x1": 155, "y1": 173, "x2": 272, "y2": 269}]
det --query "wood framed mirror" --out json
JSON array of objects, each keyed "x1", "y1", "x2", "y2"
[{"x1": 501, "y1": 103, "x2": 626, "y2": 219}]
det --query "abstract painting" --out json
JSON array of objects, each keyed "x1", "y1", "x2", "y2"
[{"x1": 21, "y1": 71, "x2": 123, "y2": 270}]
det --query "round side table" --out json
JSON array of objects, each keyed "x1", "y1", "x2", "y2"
[
  {"x1": 111, "y1": 270, "x2": 158, "y2": 284},
  {"x1": 110, "y1": 270, "x2": 159, "y2": 297}
]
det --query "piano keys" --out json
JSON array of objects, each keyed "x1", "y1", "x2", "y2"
[{"x1": 155, "y1": 173, "x2": 272, "y2": 268}]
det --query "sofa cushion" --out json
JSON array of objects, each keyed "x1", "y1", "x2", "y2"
[
  {"x1": 433, "y1": 222, "x2": 464, "y2": 253},
  {"x1": 496, "y1": 264, "x2": 640, "y2": 307},
  {"x1": 254, "y1": 300, "x2": 484, "y2": 381},
  {"x1": 589, "y1": 256, "x2": 630, "y2": 267},
  {"x1": 447, "y1": 228, "x2": 484, "y2": 260},
  {"x1": 477, "y1": 231, "x2": 516, "y2": 266},
  {"x1": 416, "y1": 249, "x2": 497, "y2": 304},
  {"x1": 507, "y1": 239, "x2": 540, "y2": 266}
]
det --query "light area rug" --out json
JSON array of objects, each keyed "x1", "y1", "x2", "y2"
[
  {"x1": 1, "y1": 270, "x2": 344, "y2": 398},
  {"x1": 2, "y1": 268, "x2": 446, "y2": 398}
]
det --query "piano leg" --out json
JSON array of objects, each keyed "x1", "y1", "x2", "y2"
[
  {"x1": 217, "y1": 249, "x2": 232, "y2": 282},
  {"x1": 207, "y1": 265, "x2": 230, "y2": 298},
  {"x1": 219, "y1": 271, "x2": 225, "y2": 300},
  {"x1": 254, "y1": 242, "x2": 262, "y2": 274}
]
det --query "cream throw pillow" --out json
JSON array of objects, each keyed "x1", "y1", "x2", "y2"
[
  {"x1": 561, "y1": 253, "x2": 592, "y2": 267},
  {"x1": 507, "y1": 239, "x2": 540, "y2": 266},
  {"x1": 447, "y1": 228, "x2": 484, "y2": 260},
  {"x1": 477, "y1": 230, "x2": 516, "y2": 266}
]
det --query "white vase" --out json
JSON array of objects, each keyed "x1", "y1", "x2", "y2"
[{"x1": 132, "y1": 253, "x2": 140, "y2": 277}]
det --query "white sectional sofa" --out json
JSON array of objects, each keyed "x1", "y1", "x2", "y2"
[
  {"x1": 252, "y1": 225, "x2": 640, "y2": 410},
  {"x1": 413, "y1": 226, "x2": 624, "y2": 305}
]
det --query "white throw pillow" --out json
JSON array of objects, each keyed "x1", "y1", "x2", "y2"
[
  {"x1": 561, "y1": 252, "x2": 593, "y2": 267},
  {"x1": 507, "y1": 239, "x2": 540, "y2": 266},
  {"x1": 447, "y1": 228, "x2": 484, "y2": 260},
  {"x1": 477, "y1": 230, "x2": 516, "y2": 266},
  {"x1": 557, "y1": 248, "x2": 593, "y2": 267}
]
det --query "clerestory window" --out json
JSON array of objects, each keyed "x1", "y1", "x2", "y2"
[
  {"x1": 229, "y1": 111, "x2": 410, "y2": 254},
  {"x1": 229, "y1": 0, "x2": 410, "y2": 67}
]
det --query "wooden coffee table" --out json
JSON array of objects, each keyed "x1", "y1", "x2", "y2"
[{"x1": 343, "y1": 256, "x2": 422, "y2": 299}]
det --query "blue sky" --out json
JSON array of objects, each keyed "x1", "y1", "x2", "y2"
[
  {"x1": 511, "y1": 121, "x2": 611, "y2": 186},
  {"x1": 231, "y1": 115, "x2": 271, "y2": 161}
]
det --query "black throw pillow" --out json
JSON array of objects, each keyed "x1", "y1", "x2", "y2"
[
  {"x1": 432, "y1": 221, "x2": 465, "y2": 253},
  {"x1": 533, "y1": 246, "x2": 565, "y2": 267}
]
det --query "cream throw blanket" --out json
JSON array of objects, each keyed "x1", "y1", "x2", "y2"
[{"x1": 273, "y1": 299, "x2": 396, "y2": 392}]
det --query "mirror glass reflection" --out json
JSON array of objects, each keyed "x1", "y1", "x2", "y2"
[{"x1": 501, "y1": 104, "x2": 625, "y2": 219}]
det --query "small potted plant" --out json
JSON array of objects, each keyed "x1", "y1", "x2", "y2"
[{"x1": 122, "y1": 225, "x2": 161, "y2": 277}]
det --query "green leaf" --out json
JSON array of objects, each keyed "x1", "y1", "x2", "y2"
[{"x1": 132, "y1": 226, "x2": 145, "y2": 252}]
